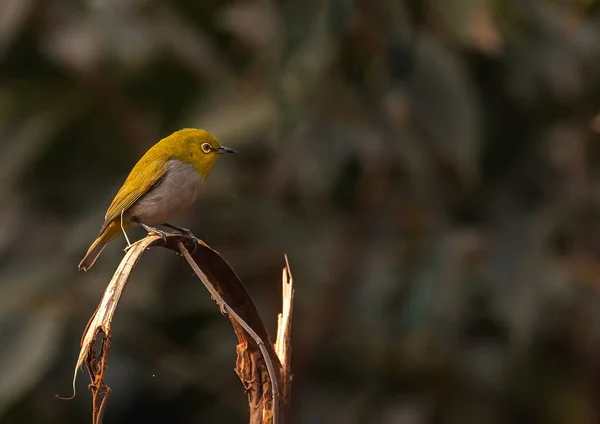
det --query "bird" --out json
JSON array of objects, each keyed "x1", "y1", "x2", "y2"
[{"x1": 78, "y1": 128, "x2": 236, "y2": 271}]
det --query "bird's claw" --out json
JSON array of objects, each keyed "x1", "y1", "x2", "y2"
[
  {"x1": 133, "y1": 218, "x2": 167, "y2": 244},
  {"x1": 174, "y1": 230, "x2": 199, "y2": 254},
  {"x1": 164, "y1": 224, "x2": 198, "y2": 240},
  {"x1": 179, "y1": 228, "x2": 197, "y2": 239},
  {"x1": 148, "y1": 228, "x2": 167, "y2": 244},
  {"x1": 161, "y1": 223, "x2": 199, "y2": 252}
]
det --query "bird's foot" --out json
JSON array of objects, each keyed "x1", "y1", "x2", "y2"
[
  {"x1": 162, "y1": 223, "x2": 199, "y2": 240},
  {"x1": 146, "y1": 226, "x2": 168, "y2": 244},
  {"x1": 162, "y1": 223, "x2": 199, "y2": 253}
]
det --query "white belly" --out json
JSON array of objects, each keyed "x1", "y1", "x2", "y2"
[{"x1": 127, "y1": 159, "x2": 203, "y2": 226}]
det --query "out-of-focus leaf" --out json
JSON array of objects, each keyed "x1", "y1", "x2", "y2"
[
  {"x1": 591, "y1": 112, "x2": 600, "y2": 133},
  {"x1": 437, "y1": 0, "x2": 501, "y2": 54},
  {"x1": 0, "y1": 307, "x2": 65, "y2": 416},
  {"x1": 404, "y1": 35, "x2": 482, "y2": 184},
  {"x1": 143, "y1": 4, "x2": 231, "y2": 79},
  {"x1": 0, "y1": 92, "x2": 89, "y2": 201},
  {"x1": 185, "y1": 90, "x2": 277, "y2": 144},
  {"x1": 275, "y1": 3, "x2": 337, "y2": 121},
  {"x1": 218, "y1": 1, "x2": 279, "y2": 49},
  {"x1": 0, "y1": 0, "x2": 33, "y2": 57}
]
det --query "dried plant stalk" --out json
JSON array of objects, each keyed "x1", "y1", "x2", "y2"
[
  {"x1": 177, "y1": 241, "x2": 281, "y2": 423},
  {"x1": 275, "y1": 255, "x2": 294, "y2": 412},
  {"x1": 66, "y1": 233, "x2": 293, "y2": 424},
  {"x1": 67, "y1": 235, "x2": 161, "y2": 423}
]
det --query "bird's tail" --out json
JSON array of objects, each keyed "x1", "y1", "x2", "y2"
[{"x1": 78, "y1": 220, "x2": 121, "y2": 271}]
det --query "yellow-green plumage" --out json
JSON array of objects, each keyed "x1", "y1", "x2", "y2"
[{"x1": 78, "y1": 128, "x2": 236, "y2": 271}]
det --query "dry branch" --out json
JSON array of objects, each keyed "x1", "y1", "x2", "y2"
[{"x1": 67, "y1": 233, "x2": 293, "y2": 424}]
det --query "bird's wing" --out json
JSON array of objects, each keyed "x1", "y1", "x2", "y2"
[{"x1": 98, "y1": 158, "x2": 168, "y2": 234}]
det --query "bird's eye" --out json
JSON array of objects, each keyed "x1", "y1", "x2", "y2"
[{"x1": 201, "y1": 142, "x2": 212, "y2": 154}]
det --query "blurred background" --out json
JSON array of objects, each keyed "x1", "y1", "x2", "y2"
[{"x1": 1, "y1": 0, "x2": 600, "y2": 423}]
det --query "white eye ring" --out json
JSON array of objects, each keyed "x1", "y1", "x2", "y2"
[{"x1": 201, "y1": 142, "x2": 212, "y2": 154}]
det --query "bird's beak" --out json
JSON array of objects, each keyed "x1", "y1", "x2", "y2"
[{"x1": 217, "y1": 146, "x2": 237, "y2": 154}]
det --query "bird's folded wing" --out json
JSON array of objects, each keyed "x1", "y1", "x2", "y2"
[{"x1": 99, "y1": 157, "x2": 168, "y2": 234}]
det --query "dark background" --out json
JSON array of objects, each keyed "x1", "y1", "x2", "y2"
[{"x1": 2, "y1": 0, "x2": 600, "y2": 423}]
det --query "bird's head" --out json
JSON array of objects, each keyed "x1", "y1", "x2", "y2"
[{"x1": 170, "y1": 128, "x2": 237, "y2": 177}]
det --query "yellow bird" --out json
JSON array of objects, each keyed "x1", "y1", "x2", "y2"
[{"x1": 78, "y1": 128, "x2": 236, "y2": 271}]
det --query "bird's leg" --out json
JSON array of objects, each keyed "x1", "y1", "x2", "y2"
[
  {"x1": 132, "y1": 217, "x2": 167, "y2": 244},
  {"x1": 121, "y1": 209, "x2": 132, "y2": 249}
]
